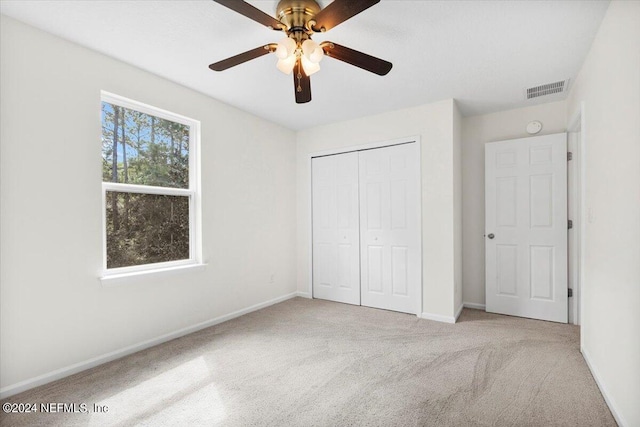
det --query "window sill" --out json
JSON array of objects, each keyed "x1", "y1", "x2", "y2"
[{"x1": 100, "y1": 263, "x2": 207, "y2": 287}]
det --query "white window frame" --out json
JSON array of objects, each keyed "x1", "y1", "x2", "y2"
[{"x1": 100, "y1": 91, "x2": 202, "y2": 279}]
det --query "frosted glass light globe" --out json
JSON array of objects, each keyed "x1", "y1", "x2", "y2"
[
  {"x1": 301, "y1": 55, "x2": 320, "y2": 76},
  {"x1": 275, "y1": 37, "x2": 297, "y2": 60},
  {"x1": 277, "y1": 54, "x2": 297, "y2": 74},
  {"x1": 302, "y1": 39, "x2": 324, "y2": 64}
]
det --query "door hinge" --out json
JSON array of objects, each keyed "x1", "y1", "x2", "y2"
[
  {"x1": 568, "y1": 288, "x2": 573, "y2": 297},
  {"x1": 567, "y1": 152, "x2": 573, "y2": 161},
  {"x1": 568, "y1": 219, "x2": 573, "y2": 229}
]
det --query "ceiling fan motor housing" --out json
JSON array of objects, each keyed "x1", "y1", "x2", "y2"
[{"x1": 276, "y1": 0, "x2": 321, "y2": 36}]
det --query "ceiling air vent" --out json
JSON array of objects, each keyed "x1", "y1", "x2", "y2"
[{"x1": 526, "y1": 79, "x2": 570, "y2": 99}]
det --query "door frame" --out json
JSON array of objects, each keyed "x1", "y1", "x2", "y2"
[
  {"x1": 307, "y1": 135, "x2": 423, "y2": 316},
  {"x1": 568, "y1": 103, "x2": 586, "y2": 327}
]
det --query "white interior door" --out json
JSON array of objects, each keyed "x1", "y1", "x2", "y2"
[
  {"x1": 485, "y1": 133, "x2": 568, "y2": 323},
  {"x1": 359, "y1": 143, "x2": 421, "y2": 314},
  {"x1": 312, "y1": 152, "x2": 360, "y2": 305}
]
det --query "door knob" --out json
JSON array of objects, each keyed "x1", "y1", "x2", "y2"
[{"x1": 488, "y1": 233, "x2": 495, "y2": 239}]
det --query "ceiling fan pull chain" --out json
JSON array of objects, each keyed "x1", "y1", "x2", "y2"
[{"x1": 296, "y1": 61, "x2": 303, "y2": 92}]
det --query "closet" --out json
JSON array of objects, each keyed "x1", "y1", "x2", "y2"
[{"x1": 311, "y1": 142, "x2": 421, "y2": 315}]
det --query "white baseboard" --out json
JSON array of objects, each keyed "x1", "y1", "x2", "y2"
[
  {"x1": 419, "y1": 311, "x2": 457, "y2": 324},
  {"x1": 463, "y1": 302, "x2": 486, "y2": 310},
  {"x1": 0, "y1": 292, "x2": 299, "y2": 400},
  {"x1": 454, "y1": 303, "x2": 464, "y2": 322},
  {"x1": 581, "y1": 346, "x2": 627, "y2": 427},
  {"x1": 295, "y1": 291, "x2": 312, "y2": 299}
]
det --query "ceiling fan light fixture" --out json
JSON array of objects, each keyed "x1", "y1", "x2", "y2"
[
  {"x1": 301, "y1": 55, "x2": 321, "y2": 76},
  {"x1": 277, "y1": 54, "x2": 297, "y2": 74},
  {"x1": 275, "y1": 37, "x2": 297, "y2": 59}
]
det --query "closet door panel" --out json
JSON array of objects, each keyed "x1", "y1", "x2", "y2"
[
  {"x1": 312, "y1": 153, "x2": 360, "y2": 305},
  {"x1": 359, "y1": 144, "x2": 420, "y2": 314}
]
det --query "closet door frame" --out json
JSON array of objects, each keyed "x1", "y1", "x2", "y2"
[{"x1": 307, "y1": 135, "x2": 423, "y2": 316}]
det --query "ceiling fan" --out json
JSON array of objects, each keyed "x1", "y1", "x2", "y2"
[{"x1": 209, "y1": 0, "x2": 392, "y2": 104}]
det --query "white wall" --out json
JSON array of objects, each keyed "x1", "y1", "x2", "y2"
[
  {"x1": 0, "y1": 16, "x2": 297, "y2": 393},
  {"x1": 453, "y1": 104, "x2": 463, "y2": 314},
  {"x1": 296, "y1": 99, "x2": 462, "y2": 319},
  {"x1": 461, "y1": 101, "x2": 567, "y2": 307},
  {"x1": 566, "y1": 2, "x2": 640, "y2": 425}
]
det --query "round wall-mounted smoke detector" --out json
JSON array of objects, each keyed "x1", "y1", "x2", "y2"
[{"x1": 526, "y1": 121, "x2": 543, "y2": 135}]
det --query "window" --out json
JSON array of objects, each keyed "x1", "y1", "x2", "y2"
[{"x1": 101, "y1": 92, "x2": 200, "y2": 277}]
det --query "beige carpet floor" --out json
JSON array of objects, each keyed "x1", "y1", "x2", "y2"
[{"x1": 1, "y1": 298, "x2": 615, "y2": 427}]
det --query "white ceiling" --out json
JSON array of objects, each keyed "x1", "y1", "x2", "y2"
[{"x1": 1, "y1": 0, "x2": 609, "y2": 130}]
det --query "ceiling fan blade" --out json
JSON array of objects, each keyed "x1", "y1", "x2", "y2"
[
  {"x1": 212, "y1": 0, "x2": 284, "y2": 30},
  {"x1": 311, "y1": 0, "x2": 380, "y2": 32},
  {"x1": 321, "y1": 42, "x2": 392, "y2": 76},
  {"x1": 294, "y1": 59, "x2": 311, "y2": 104},
  {"x1": 209, "y1": 45, "x2": 275, "y2": 71}
]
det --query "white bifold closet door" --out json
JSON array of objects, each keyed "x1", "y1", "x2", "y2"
[
  {"x1": 312, "y1": 152, "x2": 361, "y2": 305},
  {"x1": 359, "y1": 144, "x2": 421, "y2": 314},
  {"x1": 311, "y1": 143, "x2": 420, "y2": 314}
]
